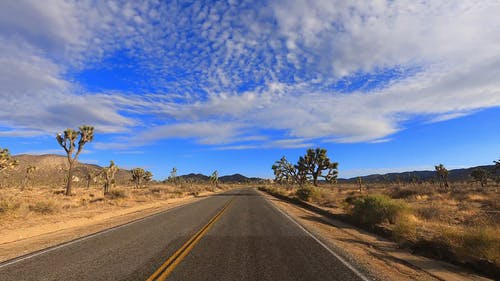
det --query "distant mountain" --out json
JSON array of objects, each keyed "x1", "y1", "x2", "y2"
[
  {"x1": 339, "y1": 165, "x2": 497, "y2": 183},
  {"x1": 5, "y1": 154, "x2": 266, "y2": 187},
  {"x1": 178, "y1": 173, "x2": 264, "y2": 183},
  {"x1": 178, "y1": 173, "x2": 210, "y2": 182},
  {"x1": 4, "y1": 154, "x2": 131, "y2": 187}
]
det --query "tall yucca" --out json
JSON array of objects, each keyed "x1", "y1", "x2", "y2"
[{"x1": 56, "y1": 126, "x2": 94, "y2": 196}]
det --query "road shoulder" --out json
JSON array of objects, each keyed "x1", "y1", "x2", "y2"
[{"x1": 258, "y1": 189, "x2": 492, "y2": 281}]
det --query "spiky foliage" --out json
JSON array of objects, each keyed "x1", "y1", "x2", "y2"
[
  {"x1": 272, "y1": 156, "x2": 299, "y2": 185},
  {"x1": 130, "y1": 168, "x2": 151, "y2": 189},
  {"x1": 56, "y1": 126, "x2": 94, "y2": 195},
  {"x1": 210, "y1": 170, "x2": 219, "y2": 189},
  {"x1": 296, "y1": 148, "x2": 338, "y2": 186},
  {"x1": 23, "y1": 165, "x2": 37, "y2": 189},
  {"x1": 0, "y1": 148, "x2": 18, "y2": 172},
  {"x1": 144, "y1": 171, "x2": 153, "y2": 186},
  {"x1": 434, "y1": 164, "x2": 449, "y2": 191},
  {"x1": 357, "y1": 177, "x2": 363, "y2": 192},
  {"x1": 102, "y1": 160, "x2": 118, "y2": 194},
  {"x1": 493, "y1": 160, "x2": 500, "y2": 187},
  {"x1": 168, "y1": 167, "x2": 178, "y2": 184},
  {"x1": 470, "y1": 168, "x2": 489, "y2": 188}
]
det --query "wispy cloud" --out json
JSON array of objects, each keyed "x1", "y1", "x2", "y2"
[{"x1": 1, "y1": 1, "x2": 499, "y2": 148}]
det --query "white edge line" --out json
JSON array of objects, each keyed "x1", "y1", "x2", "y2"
[
  {"x1": 263, "y1": 194, "x2": 371, "y2": 281},
  {"x1": 0, "y1": 196, "x2": 209, "y2": 269}
]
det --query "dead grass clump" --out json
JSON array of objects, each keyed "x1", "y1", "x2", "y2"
[
  {"x1": 0, "y1": 199, "x2": 20, "y2": 214},
  {"x1": 415, "y1": 203, "x2": 453, "y2": 222},
  {"x1": 392, "y1": 215, "x2": 418, "y2": 243},
  {"x1": 461, "y1": 226, "x2": 500, "y2": 265},
  {"x1": 28, "y1": 200, "x2": 58, "y2": 214},
  {"x1": 105, "y1": 189, "x2": 127, "y2": 199},
  {"x1": 389, "y1": 185, "x2": 436, "y2": 199},
  {"x1": 310, "y1": 188, "x2": 337, "y2": 207},
  {"x1": 438, "y1": 225, "x2": 500, "y2": 267}
]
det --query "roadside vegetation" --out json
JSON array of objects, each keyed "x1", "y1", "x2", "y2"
[
  {"x1": 264, "y1": 151, "x2": 500, "y2": 277},
  {"x1": 0, "y1": 126, "x2": 246, "y2": 244}
]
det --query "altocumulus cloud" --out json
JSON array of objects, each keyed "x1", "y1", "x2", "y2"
[{"x1": 1, "y1": 1, "x2": 499, "y2": 149}]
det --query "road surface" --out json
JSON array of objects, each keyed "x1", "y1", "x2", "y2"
[{"x1": 0, "y1": 188, "x2": 368, "y2": 281}]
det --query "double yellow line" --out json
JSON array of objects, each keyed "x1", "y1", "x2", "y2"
[{"x1": 147, "y1": 199, "x2": 234, "y2": 281}]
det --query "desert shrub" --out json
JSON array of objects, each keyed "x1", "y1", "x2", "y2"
[
  {"x1": 349, "y1": 194, "x2": 410, "y2": 225},
  {"x1": 149, "y1": 187, "x2": 163, "y2": 194},
  {"x1": 310, "y1": 188, "x2": 337, "y2": 207},
  {"x1": 0, "y1": 199, "x2": 20, "y2": 214},
  {"x1": 105, "y1": 189, "x2": 127, "y2": 199},
  {"x1": 296, "y1": 187, "x2": 314, "y2": 201},
  {"x1": 390, "y1": 185, "x2": 436, "y2": 199},
  {"x1": 392, "y1": 216, "x2": 418, "y2": 243},
  {"x1": 168, "y1": 190, "x2": 184, "y2": 198},
  {"x1": 390, "y1": 186, "x2": 419, "y2": 199},
  {"x1": 29, "y1": 201, "x2": 57, "y2": 214},
  {"x1": 439, "y1": 225, "x2": 500, "y2": 266},
  {"x1": 461, "y1": 226, "x2": 500, "y2": 265}
]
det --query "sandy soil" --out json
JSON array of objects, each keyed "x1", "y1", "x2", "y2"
[{"x1": 259, "y1": 190, "x2": 492, "y2": 281}]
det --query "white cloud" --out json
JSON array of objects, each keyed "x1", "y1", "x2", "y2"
[{"x1": 1, "y1": 0, "x2": 499, "y2": 148}]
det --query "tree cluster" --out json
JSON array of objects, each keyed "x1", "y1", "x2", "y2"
[
  {"x1": 130, "y1": 167, "x2": 153, "y2": 189},
  {"x1": 272, "y1": 148, "x2": 338, "y2": 187}
]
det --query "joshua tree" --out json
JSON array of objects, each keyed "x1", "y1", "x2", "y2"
[
  {"x1": 296, "y1": 148, "x2": 338, "y2": 186},
  {"x1": 130, "y1": 168, "x2": 153, "y2": 189},
  {"x1": 470, "y1": 168, "x2": 489, "y2": 188},
  {"x1": 0, "y1": 148, "x2": 18, "y2": 172},
  {"x1": 131, "y1": 168, "x2": 146, "y2": 189},
  {"x1": 56, "y1": 126, "x2": 94, "y2": 195},
  {"x1": 23, "y1": 165, "x2": 37, "y2": 189},
  {"x1": 493, "y1": 160, "x2": 500, "y2": 188},
  {"x1": 102, "y1": 160, "x2": 118, "y2": 194},
  {"x1": 210, "y1": 170, "x2": 219, "y2": 189},
  {"x1": 85, "y1": 169, "x2": 98, "y2": 188},
  {"x1": 272, "y1": 156, "x2": 299, "y2": 185},
  {"x1": 434, "y1": 164, "x2": 449, "y2": 191},
  {"x1": 168, "y1": 167, "x2": 178, "y2": 184},
  {"x1": 357, "y1": 177, "x2": 363, "y2": 192},
  {"x1": 144, "y1": 171, "x2": 153, "y2": 187}
]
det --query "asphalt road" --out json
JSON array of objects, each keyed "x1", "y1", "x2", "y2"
[{"x1": 0, "y1": 188, "x2": 367, "y2": 281}]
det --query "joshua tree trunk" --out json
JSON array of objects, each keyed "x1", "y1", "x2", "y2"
[{"x1": 66, "y1": 161, "x2": 74, "y2": 196}]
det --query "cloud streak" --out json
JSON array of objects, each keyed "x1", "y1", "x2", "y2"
[{"x1": 1, "y1": 1, "x2": 499, "y2": 149}]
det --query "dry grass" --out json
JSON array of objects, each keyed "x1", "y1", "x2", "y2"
[
  {"x1": 265, "y1": 182, "x2": 500, "y2": 275},
  {"x1": 0, "y1": 182, "x2": 226, "y2": 235}
]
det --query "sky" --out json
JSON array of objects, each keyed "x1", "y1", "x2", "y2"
[{"x1": 1, "y1": 0, "x2": 499, "y2": 180}]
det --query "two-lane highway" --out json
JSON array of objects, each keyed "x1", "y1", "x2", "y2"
[{"x1": 0, "y1": 188, "x2": 368, "y2": 281}]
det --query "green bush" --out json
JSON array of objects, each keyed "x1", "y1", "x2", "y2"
[
  {"x1": 296, "y1": 187, "x2": 313, "y2": 201},
  {"x1": 349, "y1": 194, "x2": 410, "y2": 225}
]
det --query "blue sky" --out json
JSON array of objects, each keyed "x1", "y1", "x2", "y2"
[{"x1": 1, "y1": 1, "x2": 499, "y2": 179}]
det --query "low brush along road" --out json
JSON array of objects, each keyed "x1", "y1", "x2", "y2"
[{"x1": 0, "y1": 188, "x2": 368, "y2": 281}]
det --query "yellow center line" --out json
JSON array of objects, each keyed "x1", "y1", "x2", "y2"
[{"x1": 146, "y1": 198, "x2": 234, "y2": 281}]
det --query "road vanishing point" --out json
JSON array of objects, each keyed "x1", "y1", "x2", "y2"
[{"x1": 0, "y1": 188, "x2": 368, "y2": 281}]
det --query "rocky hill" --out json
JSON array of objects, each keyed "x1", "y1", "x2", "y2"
[{"x1": 2, "y1": 154, "x2": 131, "y2": 188}]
